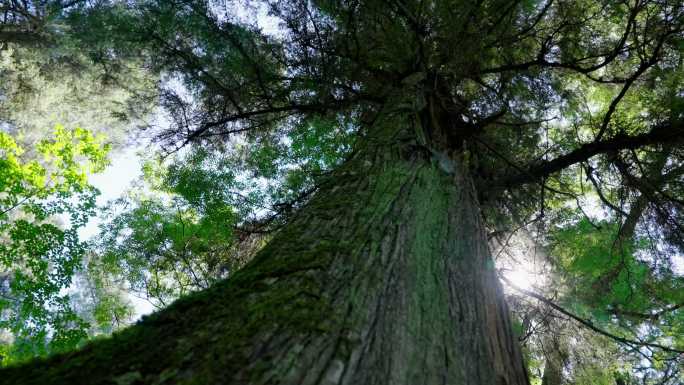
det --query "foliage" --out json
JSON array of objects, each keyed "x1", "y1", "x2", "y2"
[
  {"x1": 0, "y1": 126, "x2": 109, "y2": 365},
  {"x1": 91, "y1": 149, "x2": 250, "y2": 309},
  {"x1": 0, "y1": 0, "x2": 157, "y2": 149},
  {"x1": 88, "y1": 112, "x2": 353, "y2": 311},
  {"x1": 0, "y1": 45, "x2": 155, "y2": 149}
]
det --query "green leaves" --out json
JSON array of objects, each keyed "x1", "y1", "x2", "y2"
[
  {"x1": 0, "y1": 126, "x2": 109, "y2": 365},
  {"x1": 548, "y1": 214, "x2": 684, "y2": 358},
  {"x1": 87, "y1": 114, "x2": 353, "y2": 311},
  {"x1": 91, "y1": 149, "x2": 245, "y2": 308},
  {"x1": 552, "y1": 218, "x2": 644, "y2": 308}
]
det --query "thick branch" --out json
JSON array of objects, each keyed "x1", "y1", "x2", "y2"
[
  {"x1": 614, "y1": 302, "x2": 684, "y2": 321},
  {"x1": 497, "y1": 123, "x2": 684, "y2": 189}
]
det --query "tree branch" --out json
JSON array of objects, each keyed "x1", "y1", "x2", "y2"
[
  {"x1": 501, "y1": 276, "x2": 684, "y2": 354},
  {"x1": 497, "y1": 122, "x2": 684, "y2": 189}
]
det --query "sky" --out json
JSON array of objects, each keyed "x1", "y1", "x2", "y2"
[
  {"x1": 79, "y1": 147, "x2": 142, "y2": 240},
  {"x1": 78, "y1": 146, "x2": 158, "y2": 319}
]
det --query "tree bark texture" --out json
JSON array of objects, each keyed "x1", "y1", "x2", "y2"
[{"x1": 1, "y1": 116, "x2": 530, "y2": 385}]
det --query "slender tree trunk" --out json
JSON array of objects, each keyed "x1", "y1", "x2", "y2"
[
  {"x1": 540, "y1": 359, "x2": 563, "y2": 385},
  {"x1": 540, "y1": 337, "x2": 568, "y2": 385},
  {"x1": 2, "y1": 116, "x2": 530, "y2": 385}
]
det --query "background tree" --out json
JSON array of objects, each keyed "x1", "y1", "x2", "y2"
[
  {"x1": 0, "y1": 0, "x2": 157, "y2": 361},
  {"x1": 0, "y1": 0, "x2": 157, "y2": 149},
  {"x1": 90, "y1": 149, "x2": 260, "y2": 309},
  {"x1": 0, "y1": 126, "x2": 109, "y2": 364}
]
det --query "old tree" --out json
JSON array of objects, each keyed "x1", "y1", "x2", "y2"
[{"x1": 4, "y1": 0, "x2": 684, "y2": 384}]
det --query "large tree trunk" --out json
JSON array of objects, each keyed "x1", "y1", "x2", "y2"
[{"x1": 2, "y1": 117, "x2": 530, "y2": 385}]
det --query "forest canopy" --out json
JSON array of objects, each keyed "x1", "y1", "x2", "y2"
[{"x1": 1, "y1": 1, "x2": 684, "y2": 384}]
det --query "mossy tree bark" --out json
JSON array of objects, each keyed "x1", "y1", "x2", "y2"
[{"x1": 2, "y1": 115, "x2": 530, "y2": 385}]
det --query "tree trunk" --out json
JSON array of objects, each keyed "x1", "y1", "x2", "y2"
[
  {"x1": 540, "y1": 337, "x2": 568, "y2": 385},
  {"x1": 540, "y1": 359, "x2": 563, "y2": 385},
  {"x1": 1, "y1": 117, "x2": 530, "y2": 385}
]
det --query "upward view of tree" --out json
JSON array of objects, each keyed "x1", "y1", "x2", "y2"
[{"x1": 1, "y1": 0, "x2": 684, "y2": 384}]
